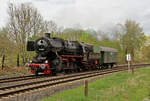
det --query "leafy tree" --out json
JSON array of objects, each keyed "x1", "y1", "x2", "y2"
[
  {"x1": 121, "y1": 20, "x2": 145, "y2": 61},
  {"x1": 0, "y1": 28, "x2": 15, "y2": 55}
]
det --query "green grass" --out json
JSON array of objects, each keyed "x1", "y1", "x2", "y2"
[{"x1": 42, "y1": 67, "x2": 150, "y2": 101}]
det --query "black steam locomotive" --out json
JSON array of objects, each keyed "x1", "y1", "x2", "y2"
[{"x1": 26, "y1": 33, "x2": 118, "y2": 75}]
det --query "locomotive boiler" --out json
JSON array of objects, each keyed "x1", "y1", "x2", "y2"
[{"x1": 26, "y1": 33, "x2": 118, "y2": 75}]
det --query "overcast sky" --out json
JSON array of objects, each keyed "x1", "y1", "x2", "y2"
[{"x1": 0, "y1": 0, "x2": 150, "y2": 35}]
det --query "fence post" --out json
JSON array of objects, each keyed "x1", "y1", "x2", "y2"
[
  {"x1": 128, "y1": 61, "x2": 130, "y2": 73},
  {"x1": 2, "y1": 55, "x2": 5, "y2": 70},
  {"x1": 17, "y1": 54, "x2": 19, "y2": 67},
  {"x1": 21, "y1": 55, "x2": 25, "y2": 65},
  {"x1": 84, "y1": 80, "x2": 88, "y2": 97},
  {"x1": 131, "y1": 62, "x2": 134, "y2": 74}
]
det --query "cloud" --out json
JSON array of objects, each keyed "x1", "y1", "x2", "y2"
[
  {"x1": 1, "y1": 0, "x2": 150, "y2": 35},
  {"x1": 34, "y1": 0, "x2": 76, "y2": 5}
]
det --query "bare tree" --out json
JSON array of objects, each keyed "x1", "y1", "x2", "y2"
[
  {"x1": 45, "y1": 20, "x2": 57, "y2": 32},
  {"x1": 6, "y1": 3, "x2": 46, "y2": 64},
  {"x1": 43, "y1": 20, "x2": 58, "y2": 37}
]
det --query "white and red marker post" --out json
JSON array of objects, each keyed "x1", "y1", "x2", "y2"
[{"x1": 126, "y1": 54, "x2": 131, "y2": 73}]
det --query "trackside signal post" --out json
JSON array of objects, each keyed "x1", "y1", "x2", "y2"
[{"x1": 126, "y1": 54, "x2": 131, "y2": 73}]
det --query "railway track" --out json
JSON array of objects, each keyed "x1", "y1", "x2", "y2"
[
  {"x1": 0, "y1": 63, "x2": 149, "y2": 100},
  {"x1": 0, "y1": 74, "x2": 47, "y2": 84},
  {"x1": 0, "y1": 63, "x2": 149, "y2": 84},
  {"x1": 0, "y1": 67, "x2": 125, "y2": 99},
  {"x1": 0, "y1": 64, "x2": 149, "y2": 88},
  {"x1": 0, "y1": 69, "x2": 117, "y2": 85},
  {"x1": 0, "y1": 67, "x2": 123, "y2": 90}
]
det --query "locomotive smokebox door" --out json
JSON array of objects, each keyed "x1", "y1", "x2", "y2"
[{"x1": 27, "y1": 41, "x2": 35, "y2": 51}]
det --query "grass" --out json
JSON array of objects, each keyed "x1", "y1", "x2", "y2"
[
  {"x1": 0, "y1": 66, "x2": 31, "y2": 76},
  {"x1": 0, "y1": 54, "x2": 31, "y2": 76},
  {"x1": 42, "y1": 67, "x2": 150, "y2": 101}
]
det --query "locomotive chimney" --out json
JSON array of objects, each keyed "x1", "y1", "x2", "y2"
[{"x1": 45, "y1": 33, "x2": 50, "y2": 38}]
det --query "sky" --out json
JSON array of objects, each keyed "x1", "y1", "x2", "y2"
[{"x1": 0, "y1": 0, "x2": 150, "y2": 35}]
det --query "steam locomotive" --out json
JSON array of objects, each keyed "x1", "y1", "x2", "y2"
[{"x1": 26, "y1": 33, "x2": 118, "y2": 75}]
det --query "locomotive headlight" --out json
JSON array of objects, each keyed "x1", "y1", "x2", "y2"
[
  {"x1": 45, "y1": 60, "x2": 48, "y2": 64},
  {"x1": 40, "y1": 64, "x2": 45, "y2": 69},
  {"x1": 29, "y1": 60, "x2": 32, "y2": 63}
]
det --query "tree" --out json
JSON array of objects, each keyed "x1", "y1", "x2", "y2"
[
  {"x1": 45, "y1": 21, "x2": 57, "y2": 33},
  {"x1": 0, "y1": 28, "x2": 15, "y2": 55},
  {"x1": 6, "y1": 3, "x2": 46, "y2": 64},
  {"x1": 121, "y1": 20, "x2": 145, "y2": 61},
  {"x1": 44, "y1": 20, "x2": 58, "y2": 37},
  {"x1": 97, "y1": 30, "x2": 110, "y2": 41}
]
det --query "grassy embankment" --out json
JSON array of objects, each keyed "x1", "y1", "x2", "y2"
[
  {"x1": 0, "y1": 66, "x2": 31, "y2": 76},
  {"x1": 42, "y1": 67, "x2": 150, "y2": 101},
  {"x1": 0, "y1": 55, "x2": 32, "y2": 76}
]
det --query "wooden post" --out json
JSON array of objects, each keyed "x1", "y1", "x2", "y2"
[
  {"x1": 84, "y1": 80, "x2": 88, "y2": 97},
  {"x1": 2, "y1": 55, "x2": 5, "y2": 70},
  {"x1": 17, "y1": 54, "x2": 19, "y2": 67},
  {"x1": 21, "y1": 55, "x2": 25, "y2": 65},
  {"x1": 128, "y1": 61, "x2": 130, "y2": 73},
  {"x1": 131, "y1": 62, "x2": 134, "y2": 74},
  {"x1": 131, "y1": 67, "x2": 134, "y2": 74}
]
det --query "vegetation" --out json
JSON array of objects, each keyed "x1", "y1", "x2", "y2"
[
  {"x1": 0, "y1": 2, "x2": 149, "y2": 70},
  {"x1": 121, "y1": 20, "x2": 146, "y2": 61},
  {"x1": 42, "y1": 67, "x2": 150, "y2": 101}
]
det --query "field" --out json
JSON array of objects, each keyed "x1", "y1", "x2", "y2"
[{"x1": 42, "y1": 67, "x2": 150, "y2": 101}]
